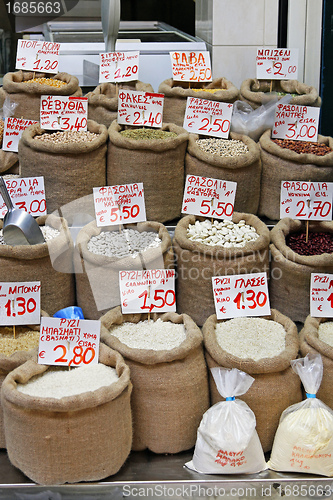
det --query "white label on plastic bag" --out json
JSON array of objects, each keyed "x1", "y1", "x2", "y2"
[
  {"x1": 0, "y1": 281, "x2": 40, "y2": 325},
  {"x1": 280, "y1": 181, "x2": 333, "y2": 221},
  {"x1": 170, "y1": 51, "x2": 212, "y2": 82},
  {"x1": 93, "y1": 183, "x2": 146, "y2": 226},
  {"x1": 0, "y1": 176, "x2": 46, "y2": 218},
  {"x1": 183, "y1": 98, "x2": 233, "y2": 138},
  {"x1": 272, "y1": 105, "x2": 320, "y2": 142},
  {"x1": 256, "y1": 47, "x2": 298, "y2": 80},
  {"x1": 40, "y1": 96, "x2": 88, "y2": 131},
  {"x1": 2, "y1": 117, "x2": 39, "y2": 152},
  {"x1": 310, "y1": 273, "x2": 333, "y2": 317},
  {"x1": 16, "y1": 40, "x2": 60, "y2": 73},
  {"x1": 117, "y1": 90, "x2": 164, "y2": 127},
  {"x1": 99, "y1": 51, "x2": 139, "y2": 83}
]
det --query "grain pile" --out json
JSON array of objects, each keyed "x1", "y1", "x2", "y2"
[
  {"x1": 0, "y1": 225, "x2": 59, "y2": 245},
  {"x1": 87, "y1": 229, "x2": 161, "y2": 258},
  {"x1": 0, "y1": 119, "x2": 4, "y2": 147},
  {"x1": 120, "y1": 129, "x2": 177, "y2": 140},
  {"x1": 318, "y1": 322, "x2": 333, "y2": 347},
  {"x1": 187, "y1": 219, "x2": 259, "y2": 248},
  {"x1": 23, "y1": 78, "x2": 67, "y2": 88},
  {"x1": 0, "y1": 327, "x2": 39, "y2": 357},
  {"x1": 34, "y1": 130, "x2": 99, "y2": 144},
  {"x1": 196, "y1": 138, "x2": 249, "y2": 157}
]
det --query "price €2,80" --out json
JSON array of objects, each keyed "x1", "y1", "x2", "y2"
[{"x1": 51, "y1": 344, "x2": 96, "y2": 367}]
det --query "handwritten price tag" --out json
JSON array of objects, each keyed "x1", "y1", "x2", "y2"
[
  {"x1": 0, "y1": 176, "x2": 46, "y2": 218},
  {"x1": 280, "y1": 181, "x2": 333, "y2": 221},
  {"x1": 117, "y1": 90, "x2": 164, "y2": 127},
  {"x1": 40, "y1": 95, "x2": 88, "y2": 131},
  {"x1": 272, "y1": 104, "x2": 320, "y2": 142},
  {"x1": 183, "y1": 97, "x2": 233, "y2": 139},
  {"x1": 212, "y1": 272, "x2": 271, "y2": 320},
  {"x1": 16, "y1": 40, "x2": 60, "y2": 73},
  {"x1": 170, "y1": 51, "x2": 212, "y2": 82},
  {"x1": 38, "y1": 317, "x2": 100, "y2": 366},
  {"x1": 256, "y1": 47, "x2": 299, "y2": 80},
  {"x1": 99, "y1": 51, "x2": 139, "y2": 83},
  {"x1": 119, "y1": 269, "x2": 176, "y2": 314},
  {"x1": 0, "y1": 282, "x2": 40, "y2": 325},
  {"x1": 182, "y1": 175, "x2": 237, "y2": 221},
  {"x1": 310, "y1": 273, "x2": 333, "y2": 317},
  {"x1": 2, "y1": 117, "x2": 39, "y2": 152}
]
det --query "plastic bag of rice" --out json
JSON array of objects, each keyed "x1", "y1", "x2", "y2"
[{"x1": 100, "y1": 307, "x2": 209, "y2": 454}]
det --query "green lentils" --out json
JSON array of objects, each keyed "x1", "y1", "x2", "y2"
[
  {"x1": 120, "y1": 128, "x2": 177, "y2": 140},
  {"x1": 196, "y1": 138, "x2": 249, "y2": 157}
]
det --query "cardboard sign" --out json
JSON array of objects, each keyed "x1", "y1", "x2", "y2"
[
  {"x1": 280, "y1": 181, "x2": 333, "y2": 221},
  {"x1": 256, "y1": 47, "x2": 299, "y2": 80},
  {"x1": 272, "y1": 104, "x2": 320, "y2": 142},
  {"x1": 183, "y1": 97, "x2": 233, "y2": 139},
  {"x1": 40, "y1": 95, "x2": 88, "y2": 131},
  {"x1": 16, "y1": 40, "x2": 60, "y2": 73},
  {"x1": 99, "y1": 51, "x2": 139, "y2": 83},
  {"x1": 0, "y1": 176, "x2": 46, "y2": 218},
  {"x1": 170, "y1": 51, "x2": 212, "y2": 82},
  {"x1": 0, "y1": 282, "x2": 40, "y2": 325},
  {"x1": 310, "y1": 273, "x2": 333, "y2": 317},
  {"x1": 2, "y1": 117, "x2": 39, "y2": 152},
  {"x1": 212, "y1": 272, "x2": 271, "y2": 320},
  {"x1": 117, "y1": 90, "x2": 164, "y2": 127}
]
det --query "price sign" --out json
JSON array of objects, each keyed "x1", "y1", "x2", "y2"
[
  {"x1": 256, "y1": 47, "x2": 298, "y2": 80},
  {"x1": 99, "y1": 51, "x2": 139, "y2": 83},
  {"x1": 170, "y1": 51, "x2": 212, "y2": 82},
  {"x1": 0, "y1": 282, "x2": 40, "y2": 325},
  {"x1": 117, "y1": 90, "x2": 164, "y2": 127},
  {"x1": 310, "y1": 273, "x2": 333, "y2": 317},
  {"x1": 182, "y1": 175, "x2": 237, "y2": 220},
  {"x1": 0, "y1": 176, "x2": 46, "y2": 218},
  {"x1": 280, "y1": 181, "x2": 333, "y2": 221},
  {"x1": 40, "y1": 95, "x2": 88, "y2": 131},
  {"x1": 38, "y1": 317, "x2": 100, "y2": 366},
  {"x1": 119, "y1": 269, "x2": 176, "y2": 314},
  {"x1": 2, "y1": 117, "x2": 39, "y2": 152},
  {"x1": 183, "y1": 97, "x2": 233, "y2": 138},
  {"x1": 16, "y1": 40, "x2": 60, "y2": 73},
  {"x1": 272, "y1": 104, "x2": 320, "y2": 142},
  {"x1": 212, "y1": 272, "x2": 271, "y2": 320}
]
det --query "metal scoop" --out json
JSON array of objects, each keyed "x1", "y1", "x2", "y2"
[{"x1": 0, "y1": 177, "x2": 45, "y2": 246}]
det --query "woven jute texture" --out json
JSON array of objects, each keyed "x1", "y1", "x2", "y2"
[{"x1": 0, "y1": 151, "x2": 19, "y2": 175}]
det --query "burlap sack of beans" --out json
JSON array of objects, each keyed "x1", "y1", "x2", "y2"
[
  {"x1": 0, "y1": 151, "x2": 19, "y2": 175},
  {"x1": 185, "y1": 132, "x2": 262, "y2": 214},
  {"x1": 158, "y1": 78, "x2": 239, "y2": 127},
  {"x1": 100, "y1": 307, "x2": 209, "y2": 454},
  {"x1": 203, "y1": 309, "x2": 302, "y2": 452},
  {"x1": 107, "y1": 122, "x2": 188, "y2": 223},
  {"x1": 0, "y1": 214, "x2": 75, "y2": 315},
  {"x1": 269, "y1": 218, "x2": 333, "y2": 323},
  {"x1": 1, "y1": 343, "x2": 132, "y2": 485},
  {"x1": 173, "y1": 213, "x2": 270, "y2": 326},
  {"x1": 87, "y1": 81, "x2": 154, "y2": 128},
  {"x1": 0, "y1": 71, "x2": 82, "y2": 121},
  {"x1": 18, "y1": 120, "x2": 108, "y2": 213},
  {"x1": 240, "y1": 79, "x2": 321, "y2": 109},
  {"x1": 74, "y1": 220, "x2": 174, "y2": 320}
]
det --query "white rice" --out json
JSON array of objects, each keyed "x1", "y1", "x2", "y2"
[{"x1": 318, "y1": 321, "x2": 333, "y2": 347}]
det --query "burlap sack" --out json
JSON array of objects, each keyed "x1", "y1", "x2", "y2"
[
  {"x1": 75, "y1": 220, "x2": 174, "y2": 320},
  {"x1": 270, "y1": 218, "x2": 333, "y2": 323},
  {"x1": 0, "y1": 214, "x2": 75, "y2": 315},
  {"x1": 107, "y1": 122, "x2": 188, "y2": 223},
  {"x1": 185, "y1": 132, "x2": 262, "y2": 214},
  {"x1": 18, "y1": 120, "x2": 108, "y2": 213},
  {"x1": 0, "y1": 71, "x2": 82, "y2": 121},
  {"x1": 173, "y1": 213, "x2": 270, "y2": 326},
  {"x1": 100, "y1": 307, "x2": 209, "y2": 454},
  {"x1": 87, "y1": 80, "x2": 154, "y2": 128},
  {"x1": 240, "y1": 79, "x2": 321, "y2": 110},
  {"x1": 1, "y1": 343, "x2": 132, "y2": 485},
  {"x1": 158, "y1": 78, "x2": 239, "y2": 127},
  {"x1": 0, "y1": 151, "x2": 19, "y2": 175},
  {"x1": 203, "y1": 309, "x2": 302, "y2": 452},
  {"x1": 259, "y1": 130, "x2": 333, "y2": 220}
]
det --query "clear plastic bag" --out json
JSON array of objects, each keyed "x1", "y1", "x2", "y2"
[{"x1": 0, "y1": 96, "x2": 18, "y2": 121}]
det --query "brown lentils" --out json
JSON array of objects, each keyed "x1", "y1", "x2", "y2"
[
  {"x1": 120, "y1": 128, "x2": 177, "y2": 140},
  {"x1": 23, "y1": 77, "x2": 67, "y2": 88},
  {"x1": 286, "y1": 231, "x2": 333, "y2": 256},
  {"x1": 272, "y1": 138, "x2": 332, "y2": 156},
  {"x1": 34, "y1": 130, "x2": 99, "y2": 144}
]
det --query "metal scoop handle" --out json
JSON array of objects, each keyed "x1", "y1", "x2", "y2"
[{"x1": 0, "y1": 177, "x2": 14, "y2": 211}]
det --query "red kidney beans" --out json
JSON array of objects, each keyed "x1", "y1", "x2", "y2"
[
  {"x1": 286, "y1": 231, "x2": 333, "y2": 255},
  {"x1": 272, "y1": 139, "x2": 332, "y2": 156}
]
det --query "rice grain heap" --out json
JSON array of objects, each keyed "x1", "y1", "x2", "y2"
[
  {"x1": 318, "y1": 321, "x2": 333, "y2": 347},
  {"x1": 0, "y1": 327, "x2": 40, "y2": 357}
]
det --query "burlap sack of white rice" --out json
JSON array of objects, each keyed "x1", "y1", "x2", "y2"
[
  {"x1": 173, "y1": 213, "x2": 270, "y2": 326},
  {"x1": 100, "y1": 307, "x2": 209, "y2": 454},
  {"x1": 185, "y1": 132, "x2": 262, "y2": 214},
  {"x1": 158, "y1": 78, "x2": 239, "y2": 127},
  {"x1": 1, "y1": 343, "x2": 132, "y2": 485},
  {"x1": 203, "y1": 309, "x2": 302, "y2": 452}
]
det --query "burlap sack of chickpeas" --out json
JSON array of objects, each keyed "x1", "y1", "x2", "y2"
[
  {"x1": 1, "y1": 343, "x2": 132, "y2": 485},
  {"x1": 100, "y1": 307, "x2": 209, "y2": 454},
  {"x1": 173, "y1": 213, "x2": 270, "y2": 326},
  {"x1": 158, "y1": 78, "x2": 239, "y2": 127},
  {"x1": 269, "y1": 218, "x2": 333, "y2": 323},
  {"x1": 74, "y1": 220, "x2": 174, "y2": 320},
  {"x1": 203, "y1": 309, "x2": 302, "y2": 452},
  {"x1": 0, "y1": 71, "x2": 82, "y2": 121},
  {"x1": 18, "y1": 120, "x2": 108, "y2": 214},
  {"x1": 185, "y1": 132, "x2": 262, "y2": 214},
  {"x1": 107, "y1": 122, "x2": 188, "y2": 223}
]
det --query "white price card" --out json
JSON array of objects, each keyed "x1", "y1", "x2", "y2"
[
  {"x1": 38, "y1": 317, "x2": 101, "y2": 366},
  {"x1": 170, "y1": 51, "x2": 212, "y2": 82},
  {"x1": 310, "y1": 273, "x2": 333, "y2": 317},
  {"x1": 117, "y1": 90, "x2": 164, "y2": 127},
  {"x1": 0, "y1": 282, "x2": 40, "y2": 325},
  {"x1": 212, "y1": 273, "x2": 271, "y2": 320},
  {"x1": 99, "y1": 51, "x2": 139, "y2": 83},
  {"x1": 119, "y1": 269, "x2": 176, "y2": 314},
  {"x1": 183, "y1": 97, "x2": 233, "y2": 138},
  {"x1": 272, "y1": 104, "x2": 320, "y2": 142},
  {"x1": 0, "y1": 176, "x2": 46, "y2": 218},
  {"x1": 40, "y1": 95, "x2": 88, "y2": 131},
  {"x1": 280, "y1": 181, "x2": 333, "y2": 221},
  {"x1": 16, "y1": 40, "x2": 60, "y2": 73},
  {"x1": 2, "y1": 117, "x2": 39, "y2": 152},
  {"x1": 256, "y1": 47, "x2": 299, "y2": 80},
  {"x1": 182, "y1": 175, "x2": 237, "y2": 221}
]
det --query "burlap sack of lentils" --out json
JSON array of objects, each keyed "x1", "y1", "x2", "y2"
[
  {"x1": 258, "y1": 130, "x2": 333, "y2": 220},
  {"x1": 74, "y1": 220, "x2": 174, "y2": 320},
  {"x1": 87, "y1": 80, "x2": 154, "y2": 128},
  {"x1": 185, "y1": 131, "x2": 262, "y2": 214},
  {"x1": 107, "y1": 122, "x2": 188, "y2": 223},
  {"x1": 0, "y1": 71, "x2": 82, "y2": 121},
  {"x1": 1, "y1": 343, "x2": 132, "y2": 485},
  {"x1": 173, "y1": 213, "x2": 270, "y2": 326},
  {"x1": 158, "y1": 78, "x2": 239, "y2": 127},
  {"x1": 203, "y1": 309, "x2": 302, "y2": 452},
  {"x1": 19, "y1": 120, "x2": 108, "y2": 214},
  {"x1": 100, "y1": 307, "x2": 209, "y2": 454}
]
